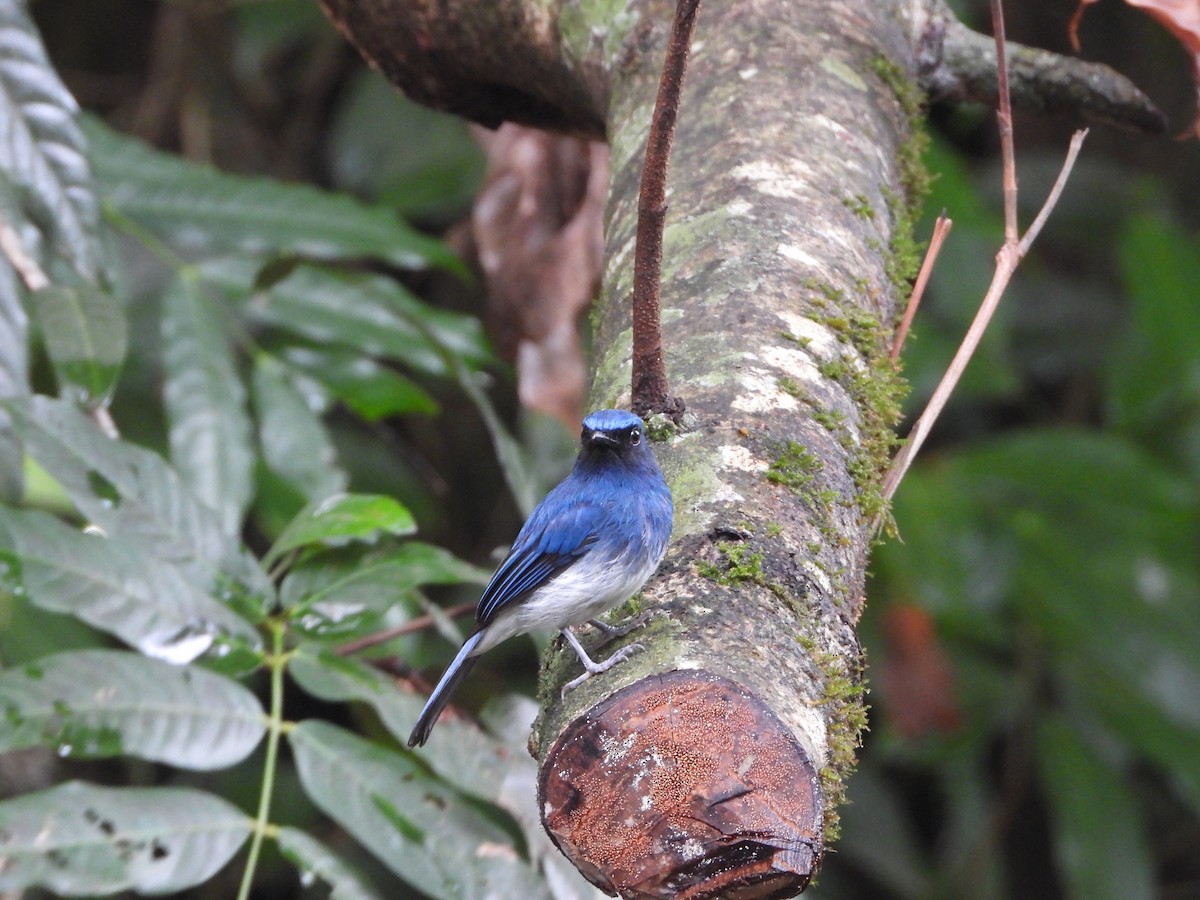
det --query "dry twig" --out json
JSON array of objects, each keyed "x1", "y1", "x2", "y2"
[{"x1": 880, "y1": 0, "x2": 1088, "y2": 509}]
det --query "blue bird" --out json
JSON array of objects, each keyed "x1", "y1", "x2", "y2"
[{"x1": 408, "y1": 409, "x2": 673, "y2": 748}]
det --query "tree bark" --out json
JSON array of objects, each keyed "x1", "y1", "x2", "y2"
[{"x1": 316, "y1": 0, "x2": 972, "y2": 896}]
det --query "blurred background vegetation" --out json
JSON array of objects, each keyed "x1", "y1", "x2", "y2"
[{"x1": 3, "y1": 0, "x2": 1199, "y2": 897}]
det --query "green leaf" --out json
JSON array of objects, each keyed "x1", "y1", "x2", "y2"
[
  {"x1": 0, "y1": 506, "x2": 261, "y2": 662},
  {"x1": 253, "y1": 355, "x2": 347, "y2": 506},
  {"x1": 162, "y1": 274, "x2": 254, "y2": 536},
  {"x1": 1037, "y1": 715, "x2": 1155, "y2": 900},
  {"x1": 329, "y1": 71, "x2": 484, "y2": 219},
  {"x1": 274, "y1": 827, "x2": 384, "y2": 900},
  {"x1": 289, "y1": 647, "x2": 511, "y2": 800},
  {"x1": 279, "y1": 543, "x2": 487, "y2": 639},
  {"x1": 84, "y1": 117, "x2": 462, "y2": 273},
  {"x1": 201, "y1": 258, "x2": 490, "y2": 377},
  {"x1": 289, "y1": 720, "x2": 551, "y2": 900},
  {"x1": 267, "y1": 493, "x2": 415, "y2": 568},
  {"x1": 452, "y1": 357, "x2": 539, "y2": 515},
  {"x1": 31, "y1": 284, "x2": 126, "y2": 408},
  {"x1": 1110, "y1": 215, "x2": 1200, "y2": 468},
  {"x1": 279, "y1": 344, "x2": 438, "y2": 420},
  {"x1": 0, "y1": 261, "x2": 29, "y2": 502},
  {"x1": 4, "y1": 395, "x2": 273, "y2": 616},
  {"x1": 0, "y1": 782, "x2": 250, "y2": 895},
  {"x1": 0, "y1": 649, "x2": 265, "y2": 768},
  {"x1": 0, "y1": 4, "x2": 110, "y2": 285}
]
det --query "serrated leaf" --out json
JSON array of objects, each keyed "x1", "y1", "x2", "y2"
[
  {"x1": 253, "y1": 355, "x2": 347, "y2": 506},
  {"x1": 0, "y1": 4, "x2": 110, "y2": 284},
  {"x1": 288, "y1": 646, "x2": 509, "y2": 802},
  {"x1": 0, "y1": 782, "x2": 250, "y2": 895},
  {"x1": 274, "y1": 827, "x2": 384, "y2": 900},
  {"x1": 32, "y1": 283, "x2": 126, "y2": 408},
  {"x1": 279, "y1": 543, "x2": 487, "y2": 639},
  {"x1": 1037, "y1": 715, "x2": 1155, "y2": 900},
  {"x1": 83, "y1": 116, "x2": 462, "y2": 273},
  {"x1": 0, "y1": 506, "x2": 261, "y2": 662},
  {"x1": 0, "y1": 201, "x2": 30, "y2": 502},
  {"x1": 0, "y1": 649, "x2": 265, "y2": 768},
  {"x1": 4, "y1": 395, "x2": 273, "y2": 616},
  {"x1": 201, "y1": 258, "x2": 490, "y2": 377},
  {"x1": 280, "y1": 344, "x2": 438, "y2": 420},
  {"x1": 266, "y1": 493, "x2": 415, "y2": 568},
  {"x1": 288, "y1": 650, "x2": 603, "y2": 900},
  {"x1": 162, "y1": 274, "x2": 254, "y2": 536},
  {"x1": 289, "y1": 720, "x2": 551, "y2": 900}
]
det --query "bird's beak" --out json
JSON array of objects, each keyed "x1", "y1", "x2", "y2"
[{"x1": 585, "y1": 430, "x2": 619, "y2": 449}]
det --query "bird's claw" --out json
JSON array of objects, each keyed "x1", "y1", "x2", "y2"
[{"x1": 561, "y1": 642, "x2": 644, "y2": 696}]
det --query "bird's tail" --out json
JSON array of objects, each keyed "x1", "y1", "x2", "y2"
[{"x1": 407, "y1": 632, "x2": 483, "y2": 748}]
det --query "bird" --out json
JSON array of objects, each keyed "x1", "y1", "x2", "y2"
[{"x1": 408, "y1": 408, "x2": 673, "y2": 747}]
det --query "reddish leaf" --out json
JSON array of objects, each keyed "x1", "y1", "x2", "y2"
[
  {"x1": 1071, "y1": 0, "x2": 1200, "y2": 138},
  {"x1": 879, "y1": 605, "x2": 962, "y2": 739}
]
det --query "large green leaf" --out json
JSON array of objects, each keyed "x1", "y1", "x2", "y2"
[
  {"x1": 162, "y1": 274, "x2": 255, "y2": 535},
  {"x1": 0, "y1": 506, "x2": 261, "y2": 662},
  {"x1": 289, "y1": 720, "x2": 551, "y2": 900},
  {"x1": 288, "y1": 655, "x2": 600, "y2": 899},
  {"x1": 274, "y1": 827, "x2": 384, "y2": 900},
  {"x1": 201, "y1": 258, "x2": 490, "y2": 377},
  {"x1": 0, "y1": 3, "x2": 110, "y2": 285},
  {"x1": 30, "y1": 283, "x2": 126, "y2": 408},
  {"x1": 4, "y1": 395, "x2": 273, "y2": 615},
  {"x1": 278, "y1": 343, "x2": 438, "y2": 420},
  {"x1": 265, "y1": 493, "x2": 415, "y2": 569},
  {"x1": 288, "y1": 646, "x2": 504, "y2": 802},
  {"x1": 1110, "y1": 215, "x2": 1200, "y2": 469},
  {"x1": 84, "y1": 117, "x2": 461, "y2": 272},
  {"x1": 252, "y1": 355, "x2": 347, "y2": 506},
  {"x1": 0, "y1": 782, "x2": 250, "y2": 895},
  {"x1": 0, "y1": 649, "x2": 265, "y2": 768},
  {"x1": 279, "y1": 543, "x2": 487, "y2": 639},
  {"x1": 1037, "y1": 715, "x2": 1155, "y2": 900}
]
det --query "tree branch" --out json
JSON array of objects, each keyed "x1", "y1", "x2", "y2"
[
  {"x1": 630, "y1": 0, "x2": 697, "y2": 420},
  {"x1": 913, "y1": 0, "x2": 1166, "y2": 133}
]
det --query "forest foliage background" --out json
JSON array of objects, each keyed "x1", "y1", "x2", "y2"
[{"x1": 0, "y1": 0, "x2": 1198, "y2": 897}]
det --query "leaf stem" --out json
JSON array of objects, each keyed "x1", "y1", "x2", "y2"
[
  {"x1": 102, "y1": 202, "x2": 188, "y2": 272},
  {"x1": 236, "y1": 619, "x2": 288, "y2": 900}
]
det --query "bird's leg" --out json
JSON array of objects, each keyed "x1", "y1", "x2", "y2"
[
  {"x1": 559, "y1": 627, "x2": 643, "y2": 696},
  {"x1": 587, "y1": 617, "x2": 640, "y2": 640}
]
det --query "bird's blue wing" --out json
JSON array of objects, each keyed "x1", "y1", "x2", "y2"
[{"x1": 475, "y1": 495, "x2": 604, "y2": 626}]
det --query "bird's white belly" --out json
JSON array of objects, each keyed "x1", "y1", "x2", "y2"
[{"x1": 475, "y1": 549, "x2": 659, "y2": 653}]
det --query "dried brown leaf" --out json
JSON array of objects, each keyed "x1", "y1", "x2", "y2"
[{"x1": 470, "y1": 125, "x2": 607, "y2": 425}]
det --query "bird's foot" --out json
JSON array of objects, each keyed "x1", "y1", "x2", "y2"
[
  {"x1": 585, "y1": 609, "x2": 663, "y2": 646},
  {"x1": 560, "y1": 642, "x2": 644, "y2": 697}
]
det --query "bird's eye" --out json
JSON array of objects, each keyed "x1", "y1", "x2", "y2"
[{"x1": 629, "y1": 427, "x2": 641, "y2": 445}]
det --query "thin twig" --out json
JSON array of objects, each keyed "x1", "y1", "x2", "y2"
[
  {"x1": 891, "y1": 213, "x2": 953, "y2": 360},
  {"x1": 1019, "y1": 129, "x2": 1088, "y2": 256},
  {"x1": 630, "y1": 0, "x2": 699, "y2": 420},
  {"x1": 879, "y1": 0, "x2": 1088, "y2": 512},
  {"x1": 336, "y1": 601, "x2": 476, "y2": 656},
  {"x1": 880, "y1": 132, "x2": 1086, "y2": 506},
  {"x1": 991, "y1": 0, "x2": 1018, "y2": 245},
  {"x1": 0, "y1": 215, "x2": 49, "y2": 292}
]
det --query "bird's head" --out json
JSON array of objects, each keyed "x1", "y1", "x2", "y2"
[{"x1": 579, "y1": 409, "x2": 649, "y2": 462}]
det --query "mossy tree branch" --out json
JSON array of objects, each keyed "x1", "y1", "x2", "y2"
[{"x1": 316, "y1": 0, "x2": 1157, "y2": 895}]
